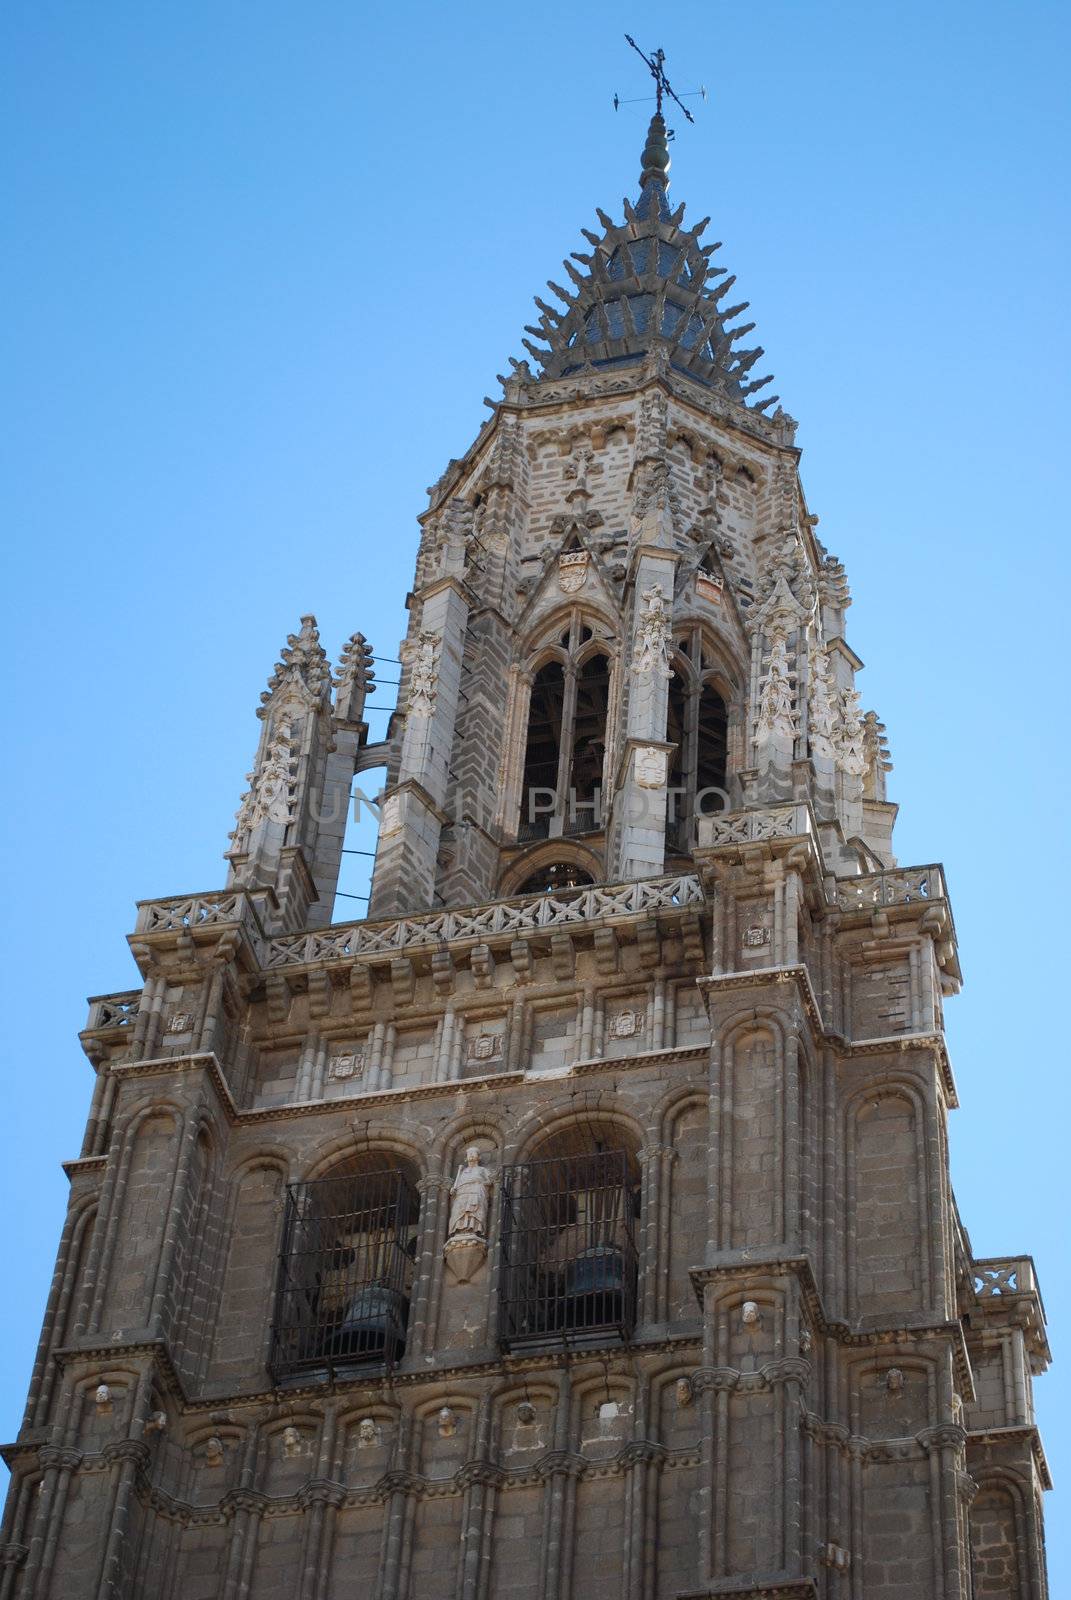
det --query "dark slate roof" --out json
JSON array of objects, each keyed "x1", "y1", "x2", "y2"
[{"x1": 520, "y1": 114, "x2": 777, "y2": 411}]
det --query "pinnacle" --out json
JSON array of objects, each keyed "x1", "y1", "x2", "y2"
[
  {"x1": 263, "y1": 613, "x2": 332, "y2": 704},
  {"x1": 512, "y1": 120, "x2": 778, "y2": 412}
]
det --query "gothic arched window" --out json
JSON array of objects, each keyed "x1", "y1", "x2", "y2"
[
  {"x1": 270, "y1": 1152, "x2": 419, "y2": 1381},
  {"x1": 499, "y1": 1120, "x2": 640, "y2": 1348},
  {"x1": 666, "y1": 626, "x2": 730, "y2": 854},
  {"x1": 517, "y1": 613, "x2": 616, "y2": 842},
  {"x1": 517, "y1": 860, "x2": 595, "y2": 896}
]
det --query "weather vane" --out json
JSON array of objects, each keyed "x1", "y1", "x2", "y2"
[{"x1": 615, "y1": 35, "x2": 706, "y2": 131}]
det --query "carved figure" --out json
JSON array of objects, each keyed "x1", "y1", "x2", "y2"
[
  {"x1": 836, "y1": 687, "x2": 867, "y2": 777},
  {"x1": 406, "y1": 630, "x2": 440, "y2": 716},
  {"x1": 357, "y1": 1417, "x2": 379, "y2": 1447},
  {"x1": 633, "y1": 584, "x2": 672, "y2": 678},
  {"x1": 755, "y1": 633, "x2": 797, "y2": 743},
  {"x1": 741, "y1": 1300, "x2": 761, "y2": 1327},
  {"x1": 282, "y1": 1425, "x2": 302, "y2": 1458},
  {"x1": 447, "y1": 1147, "x2": 493, "y2": 1240},
  {"x1": 807, "y1": 645, "x2": 838, "y2": 759}
]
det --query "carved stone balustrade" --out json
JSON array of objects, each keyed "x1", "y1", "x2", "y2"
[
  {"x1": 971, "y1": 1256, "x2": 1050, "y2": 1369},
  {"x1": 696, "y1": 802, "x2": 817, "y2": 850},
  {"x1": 134, "y1": 891, "x2": 251, "y2": 934},
  {"x1": 835, "y1": 864, "x2": 948, "y2": 914},
  {"x1": 263, "y1": 873, "x2": 705, "y2": 970},
  {"x1": 85, "y1": 992, "x2": 140, "y2": 1032}
]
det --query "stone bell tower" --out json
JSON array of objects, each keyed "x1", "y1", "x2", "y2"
[{"x1": 0, "y1": 98, "x2": 1051, "y2": 1600}]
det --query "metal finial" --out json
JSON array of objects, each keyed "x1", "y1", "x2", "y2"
[
  {"x1": 640, "y1": 112, "x2": 671, "y2": 189},
  {"x1": 622, "y1": 36, "x2": 696, "y2": 189},
  {"x1": 623, "y1": 35, "x2": 696, "y2": 124}
]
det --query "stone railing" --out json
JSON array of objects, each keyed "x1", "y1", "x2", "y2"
[
  {"x1": 85, "y1": 992, "x2": 141, "y2": 1032},
  {"x1": 134, "y1": 891, "x2": 249, "y2": 934},
  {"x1": 264, "y1": 874, "x2": 705, "y2": 970},
  {"x1": 696, "y1": 803, "x2": 816, "y2": 850},
  {"x1": 973, "y1": 1258, "x2": 1038, "y2": 1300},
  {"x1": 834, "y1": 865, "x2": 947, "y2": 914}
]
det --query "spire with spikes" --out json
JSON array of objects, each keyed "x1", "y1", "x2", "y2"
[
  {"x1": 518, "y1": 113, "x2": 778, "y2": 411},
  {"x1": 227, "y1": 614, "x2": 342, "y2": 930}
]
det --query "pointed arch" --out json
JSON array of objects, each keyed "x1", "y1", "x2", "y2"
[
  {"x1": 666, "y1": 620, "x2": 743, "y2": 853},
  {"x1": 511, "y1": 607, "x2": 621, "y2": 847}
]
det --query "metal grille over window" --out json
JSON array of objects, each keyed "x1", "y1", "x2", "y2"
[
  {"x1": 499, "y1": 1145, "x2": 639, "y2": 1349},
  {"x1": 270, "y1": 1162, "x2": 417, "y2": 1381}
]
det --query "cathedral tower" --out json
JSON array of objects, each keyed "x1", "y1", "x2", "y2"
[{"x1": 0, "y1": 106, "x2": 1050, "y2": 1600}]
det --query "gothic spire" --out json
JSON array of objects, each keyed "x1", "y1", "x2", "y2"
[{"x1": 518, "y1": 113, "x2": 778, "y2": 412}]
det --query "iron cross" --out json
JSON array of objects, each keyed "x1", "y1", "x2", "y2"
[{"x1": 623, "y1": 35, "x2": 695, "y2": 123}]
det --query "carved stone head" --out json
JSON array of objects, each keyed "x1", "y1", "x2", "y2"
[{"x1": 741, "y1": 1300, "x2": 761, "y2": 1327}]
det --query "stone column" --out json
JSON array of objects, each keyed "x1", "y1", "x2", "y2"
[
  {"x1": 370, "y1": 577, "x2": 471, "y2": 916},
  {"x1": 613, "y1": 551, "x2": 677, "y2": 881}
]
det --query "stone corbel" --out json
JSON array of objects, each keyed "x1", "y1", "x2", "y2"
[
  {"x1": 509, "y1": 939, "x2": 533, "y2": 984},
  {"x1": 431, "y1": 950, "x2": 456, "y2": 996},
  {"x1": 593, "y1": 927, "x2": 620, "y2": 975},
  {"x1": 264, "y1": 973, "x2": 291, "y2": 1024},
  {"x1": 390, "y1": 958, "x2": 415, "y2": 1008},
  {"x1": 635, "y1": 918, "x2": 661, "y2": 970},
  {"x1": 679, "y1": 912, "x2": 706, "y2": 965},
  {"x1": 550, "y1": 933, "x2": 575, "y2": 981},
  {"x1": 307, "y1": 969, "x2": 332, "y2": 1020},
  {"x1": 470, "y1": 945, "x2": 495, "y2": 990},
  {"x1": 349, "y1": 962, "x2": 374, "y2": 1011}
]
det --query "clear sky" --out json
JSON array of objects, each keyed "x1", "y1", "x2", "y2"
[{"x1": 3, "y1": 0, "x2": 1069, "y2": 1581}]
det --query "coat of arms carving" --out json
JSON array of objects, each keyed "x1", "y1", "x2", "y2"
[
  {"x1": 558, "y1": 551, "x2": 589, "y2": 593},
  {"x1": 608, "y1": 1008, "x2": 644, "y2": 1039},
  {"x1": 635, "y1": 745, "x2": 668, "y2": 789}
]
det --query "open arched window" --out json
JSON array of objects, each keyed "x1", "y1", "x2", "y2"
[
  {"x1": 499, "y1": 1120, "x2": 640, "y2": 1349},
  {"x1": 517, "y1": 613, "x2": 615, "y2": 841},
  {"x1": 516, "y1": 860, "x2": 595, "y2": 896},
  {"x1": 666, "y1": 625, "x2": 730, "y2": 853},
  {"x1": 270, "y1": 1151, "x2": 419, "y2": 1381}
]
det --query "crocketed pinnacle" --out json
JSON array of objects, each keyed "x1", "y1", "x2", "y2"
[
  {"x1": 259, "y1": 614, "x2": 332, "y2": 712},
  {"x1": 518, "y1": 114, "x2": 778, "y2": 411}
]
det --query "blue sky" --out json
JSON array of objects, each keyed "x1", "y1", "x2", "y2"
[{"x1": 3, "y1": 0, "x2": 1069, "y2": 1580}]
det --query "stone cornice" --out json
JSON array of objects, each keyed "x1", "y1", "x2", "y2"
[
  {"x1": 677, "y1": 1580, "x2": 817, "y2": 1600},
  {"x1": 966, "y1": 1424, "x2": 1053, "y2": 1490},
  {"x1": 699, "y1": 963, "x2": 824, "y2": 1040},
  {"x1": 688, "y1": 1253, "x2": 974, "y2": 1395},
  {"x1": 124, "y1": 1440, "x2": 700, "y2": 1528},
  {"x1": 573, "y1": 1043, "x2": 708, "y2": 1077},
  {"x1": 701, "y1": 967, "x2": 958, "y2": 1107},
  {"x1": 63, "y1": 1155, "x2": 107, "y2": 1180}
]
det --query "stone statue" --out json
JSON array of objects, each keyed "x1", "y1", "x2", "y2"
[
  {"x1": 632, "y1": 584, "x2": 672, "y2": 678},
  {"x1": 406, "y1": 629, "x2": 440, "y2": 716},
  {"x1": 447, "y1": 1146, "x2": 493, "y2": 1240}
]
